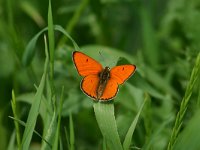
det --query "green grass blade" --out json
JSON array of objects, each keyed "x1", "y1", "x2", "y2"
[
  {"x1": 172, "y1": 110, "x2": 200, "y2": 150},
  {"x1": 93, "y1": 102, "x2": 123, "y2": 150},
  {"x1": 20, "y1": 1, "x2": 45, "y2": 27},
  {"x1": 52, "y1": 86, "x2": 65, "y2": 150},
  {"x1": 41, "y1": 110, "x2": 56, "y2": 150},
  {"x1": 9, "y1": 116, "x2": 51, "y2": 147},
  {"x1": 22, "y1": 27, "x2": 47, "y2": 66},
  {"x1": 58, "y1": 0, "x2": 89, "y2": 45},
  {"x1": 21, "y1": 35, "x2": 49, "y2": 149},
  {"x1": 22, "y1": 24, "x2": 79, "y2": 67},
  {"x1": 64, "y1": 127, "x2": 70, "y2": 150},
  {"x1": 40, "y1": 35, "x2": 56, "y2": 150},
  {"x1": 123, "y1": 93, "x2": 148, "y2": 150},
  {"x1": 7, "y1": 132, "x2": 16, "y2": 150},
  {"x1": 167, "y1": 52, "x2": 200, "y2": 149},
  {"x1": 11, "y1": 90, "x2": 21, "y2": 148},
  {"x1": 69, "y1": 114, "x2": 75, "y2": 150},
  {"x1": 54, "y1": 25, "x2": 80, "y2": 50},
  {"x1": 48, "y1": 0, "x2": 55, "y2": 91}
]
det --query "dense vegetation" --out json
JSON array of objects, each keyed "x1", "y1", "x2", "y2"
[{"x1": 0, "y1": 0, "x2": 199, "y2": 149}]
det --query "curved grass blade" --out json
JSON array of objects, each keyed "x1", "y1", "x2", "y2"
[
  {"x1": 22, "y1": 25, "x2": 79, "y2": 67},
  {"x1": 9, "y1": 116, "x2": 51, "y2": 147},
  {"x1": 93, "y1": 102, "x2": 123, "y2": 150},
  {"x1": 22, "y1": 27, "x2": 47, "y2": 66},
  {"x1": 54, "y1": 25, "x2": 80, "y2": 50},
  {"x1": 21, "y1": 35, "x2": 49, "y2": 149},
  {"x1": 123, "y1": 93, "x2": 148, "y2": 150}
]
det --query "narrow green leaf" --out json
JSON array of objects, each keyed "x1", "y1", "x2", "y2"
[
  {"x1": 9, "y1": 116, "x2": 51, "y2": 147},
  {"x1": 48, "y1": 0, "x2": 54, "y2": 62},
  {"x1": 52, "y1": 86, "x2": 65, "y2": 150},
  {"x1": 41, "y1": 110, "x2": 56, "y2": 150},
  {"x1": 69, "y1": 114, "x2": 75, "y2": 150},
  {"x1": 20, "y1": 1, "x2": 45, "y2": 27},
  {"x1": 64, "y1": 127, "x2": 70, "y2": 150},
  {"x1": 58, "y1": 0, "x2": 89, "y2": 45},
  {"x1": 54, "y1": 25, "x2": 80, "y2": 50},
  {"x1": 168, "y1": 52, "x2": 200, "y2": 149},
  {"x1": 7, "y1": 132, "x2": 16, "y2": 150},
  {"x1": 123, "y1": 93, "x2": 148, "y2": 150},
  {"x1": 173, "y1": 110, "x2": 200, "y2": 150},
  {"x1": 11, "y1": 90, "x2": 21, "y2": 148},
  {"x1": 41, "y1": 35, "x2": 56, "y2": 150},
  {"x1": 93, "y1": 102, "x2": 123, "y2": 150},
  {"x1": 22, "y1": 27, "x2": 47, "y2": 66},
  {"x1": 21, "y1": 35, "x2": 49, "y2": 149},
  {"x1": 48, "y1": 0, "x2": 55, "y2": 90},
  {"x1": 22, "y1": 24, "x2": 79, "y2": 67}
]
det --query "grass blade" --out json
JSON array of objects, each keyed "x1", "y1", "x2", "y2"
[
  {"x1": 40, "y1": 36, "x2": 56, "y2": 150},
  {"x1": 172, "y1": 110, "x2": 200, "y2": 150},
  {"x1": 22, "y1": 27, "x2": 47, "y2": 66},
  {"x1": 123, "y1": 93, "x2": 148, "y2": 150},
  {"x1": 54, "y1": 25, "x2": 80, "y2": 50},
  {"x1": 22, "y1": 24, "x2": 79, "y2": 67},
  {"x1": 21, "y1": 35, "x2": 49, "y2": 149},
  {"x1": 48, "y1": 0, "x2": 55, "y2": 92},
  {"x1": 93, "y1": 102, "x2": 123, "y2": 150},
  {"x1": 11, "y1": 90, "x2": 21, "y2": 148},
  {"x1": 9, "y1": 116, "x2": 51, "y2": 147},
  {"x1": 167, "y1": 52, "x2": 200, "y2": 149},
  {"x1": 58, "y1": 0, "x2": 89, "y2": 45},
  {"x1": 7, "y1": 132, "x2": 16, "y2": 150},
  {"x1": 52, "y1": 86, "x2": 65, "y2": 150},
  {"x1": 69, "y1": 114, "x2": 75, "y2": 150}
]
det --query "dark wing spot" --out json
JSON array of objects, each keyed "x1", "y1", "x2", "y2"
[
  {"x1": 122, "y1": 67, "x2": 124, "y2": 71},
  {"x1": 86, "y1": 58, "x2": 88, "y2": 62}
]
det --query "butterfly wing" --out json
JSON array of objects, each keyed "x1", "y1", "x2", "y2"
[
  {"x1": 81, "y1": 74, "x2": 99, "y2": 100},
  {"x1": 73, "y1": 51, "x2": 103, "y2": 77},
  {"x1": 110, "y1": 65, "x2": 136, "y2": 85},
  {"x1": 99, "y1": 78, "x2": 119, "y2": 100}
]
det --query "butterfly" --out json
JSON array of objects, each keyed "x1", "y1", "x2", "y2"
[{"x1": 73, "y1": 51, "x2": 136, "y2": 101}]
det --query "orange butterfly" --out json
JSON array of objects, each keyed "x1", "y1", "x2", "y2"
[{"x1": 73, "y1": 51, "x2": 136, "y2": 101}]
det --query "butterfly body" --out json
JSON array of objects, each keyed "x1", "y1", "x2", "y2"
[
  {"x1": 73, "y1": 51, "x2": 136, "y2": 101},
  {"x1": 97, "y1": 67, "x2": 110, "y2": 99}
]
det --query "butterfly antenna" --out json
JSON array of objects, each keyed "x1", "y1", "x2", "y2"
[
  {"x1": 99, "y1": 51, "x2": 118, "y2": 67},
  {"x1": 99, "y1": 51, "x2": 108, "y2": 66}
]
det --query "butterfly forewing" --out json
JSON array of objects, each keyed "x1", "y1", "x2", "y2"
[
  {"x1": 110, "y1": 65, "x2": 136, "y2": 85},
  {"x1": 73, "y1": 51, "x2": 103, "y2": 77}
]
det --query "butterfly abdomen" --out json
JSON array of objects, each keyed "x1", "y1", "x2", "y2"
[{"x1": 96, "y1": 67, "x2": 110, "y2": 100}]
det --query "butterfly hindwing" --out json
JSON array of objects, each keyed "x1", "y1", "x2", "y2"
[
  {"x1": 100, "y1": 78, "x2": 119, "y2": 100},
  {"x1": 73, "y1": 51, "x2": 103, "y2": 77},
  {"x1": 81, "y1": 74, "x2": 99, "y2": 100},
  {"x1": 110, "y1": 65, "x2": 136, "y2": 85}
]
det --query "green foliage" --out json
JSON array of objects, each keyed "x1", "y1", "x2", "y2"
[
  {"x1": 0, "y1": 0, "x2": 200, "y2": 149},
  {"x1": 168, "y1": 52, "x2": 200, "y2": 149},
  {"x1": 93, "y1": 102, "x2": 123, "y2": 150}
]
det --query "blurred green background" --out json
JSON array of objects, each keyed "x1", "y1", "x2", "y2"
[{"x1": 0, "y1": 0, "x2": 200, "y2": 149}]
